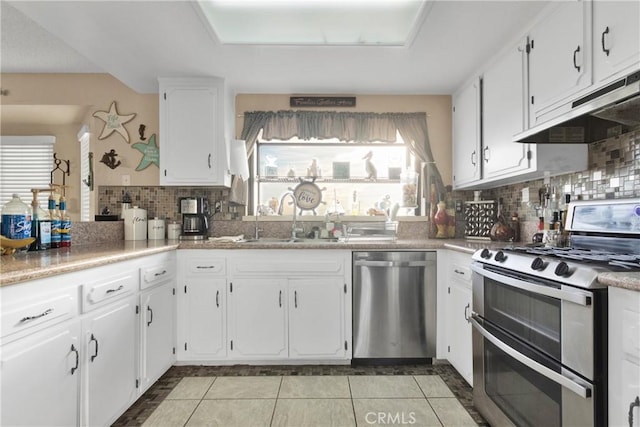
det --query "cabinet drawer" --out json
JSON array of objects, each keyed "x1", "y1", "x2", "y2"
[
  {"x1": 81, "y1": 273, "x2": 137, "y2": 313},
  {"x1": 185, "y1": 257, "x2": 226, "y2": 275},
  {"x1": 1, "y1": 290, "x2": 77, "y2": 341},
  {"x1": 448, "y1": 251, "x2": 473, "y2": 285},
  {"x1": 230, "y1": 252, "x2": 344, "y2": 276},
  {"x1": 141, "y1": 263, "x2": 175, "y2": 290}
]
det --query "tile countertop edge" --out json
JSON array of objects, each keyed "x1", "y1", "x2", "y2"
[
  {"x1": 0, "y1": 241, "x2": 179, "y2": 287},
  {"x1": 597, "y1": 272, "x2": 640, "y2": 292}
]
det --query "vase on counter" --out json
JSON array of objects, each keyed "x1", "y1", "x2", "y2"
[{"x1": 434, "y1": 200, "x2": 449, "y2": 238}]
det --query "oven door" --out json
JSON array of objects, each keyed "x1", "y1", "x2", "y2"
[
  {"x1": 471, "y1": 315, "x2": 596, "y2": 427},
  {"x1": 470, "y1": 262, "x2": 595, "y2": 380}
]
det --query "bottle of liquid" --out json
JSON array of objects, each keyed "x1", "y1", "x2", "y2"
[
  {"x1": 49, "y1": 194, "x2": 61, "y2": 248},
  {"x1": 511, "y1": 212, "x2": 521, "y2": 242},
  {"x1": 29, "y1": 205, "x2": 51, "y2": 251},
  {"x1": 1, "y1": 193, "x2": 32, "y2": 240},
  {"x1": 59, "y1": 196, "x2": 71, "y2": 247},
  {"x1": 350, "y1": 191, "x2": 360, "y2": 216}
]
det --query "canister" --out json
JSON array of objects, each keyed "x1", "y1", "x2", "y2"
[
  {"x1": 148, "y1": 217, "x2": 165, "y2": 240},
  {"x1": 124, "y1": 206, "x2": 147, "y2": 240},
  {"x1": 167, "y1": 222, "x2": 181, "y2": 240}
]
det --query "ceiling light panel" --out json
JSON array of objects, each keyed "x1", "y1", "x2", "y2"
[{"x1": 197, "y1": 0, "x2": 427, "y2": 46}]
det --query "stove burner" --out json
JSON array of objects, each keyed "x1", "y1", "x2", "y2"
[{"x1": 505, "y1": 246, "x2": 640, "y2": 270}]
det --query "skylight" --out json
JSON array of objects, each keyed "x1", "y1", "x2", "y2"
[{"x1": 196, "y1": 0, "x2": 428, "y2": 46}]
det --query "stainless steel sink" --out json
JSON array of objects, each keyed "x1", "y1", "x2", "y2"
[{"x1": 239, "y1": 237, "x2": 341, "y2": 244}]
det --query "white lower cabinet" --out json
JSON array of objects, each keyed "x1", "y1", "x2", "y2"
[
  {"x1": 177, "y1": 251, "x2": 227, "y2": 361},
  {"x1": 289, "y1": 278, "x2": 346, "y2": 359},
  {"x1": 228, "y1": 278, "x2": 288, "y2": 359},
  {"x1": 609, "y1": 286, "x2": 640, "y2": 427},
  {"x1": 140, "y1": 281, "x2": 175, "y2": 391},
  {"x1": 82, "y1": 294, "x2": 138, "y2": 427},
  {"x1": 438, "y1": 250, "x2": 473, "y2": 386},
  {"x1": 1, "y1": 320, "x2": 81, "y2": 427}
]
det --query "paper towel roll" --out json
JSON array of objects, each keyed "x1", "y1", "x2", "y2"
[{"x1": 124, "y1": 206, "x2": 147, "y2": 240}]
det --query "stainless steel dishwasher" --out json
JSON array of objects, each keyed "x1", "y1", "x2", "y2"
[{"x1": 353, "y1": 251, "x2": 437, "y2": 362}]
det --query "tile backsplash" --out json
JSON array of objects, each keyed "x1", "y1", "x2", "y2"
[{"x1": 98, "y1": 129, "x2": 639, "y2": 241}]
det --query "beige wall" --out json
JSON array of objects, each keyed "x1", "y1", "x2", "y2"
[
  {"x1": 1, "y1": 73, "x2": 159, "y2": 220},
  {"x1": 235, "y1": 94, "x2": 452, "y2": 186}
]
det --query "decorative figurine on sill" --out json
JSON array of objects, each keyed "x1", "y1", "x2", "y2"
[
  {"x1": 363, "y1": 151, "x2": 377, "y2": 180},
  {"x1": 307, "y1": 158, "x2": 321, "y2": 178},
  {"x1": 287, "y1": 167, "x2": 296, "y2": 178}
]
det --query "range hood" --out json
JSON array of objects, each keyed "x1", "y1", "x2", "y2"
[{"x1": 515, "y1": 70, "x2": 640, "y2": 143}]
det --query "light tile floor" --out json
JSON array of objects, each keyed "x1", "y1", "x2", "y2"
[{"x1": 114, "y1": 364, "x2": 486, "y2": 427}]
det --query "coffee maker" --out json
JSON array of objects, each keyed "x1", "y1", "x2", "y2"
[{"x1": 178, "y1": 197, "x2": 209, "y2": 240}]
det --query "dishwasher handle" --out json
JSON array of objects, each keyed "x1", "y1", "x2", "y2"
[{"x1": 354, "y1": 260, "x2": 434, "y2": 268}]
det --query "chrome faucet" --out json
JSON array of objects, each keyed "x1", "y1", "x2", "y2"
[{"x1": 278, "y1": 191, "x2": 301, "y2": 240}]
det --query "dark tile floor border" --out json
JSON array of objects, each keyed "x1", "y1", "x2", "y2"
[{"x1": 113, "y1": 363, "x2": 488, "y2": 426}]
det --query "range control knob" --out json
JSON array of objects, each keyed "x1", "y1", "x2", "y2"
[
  {"x1": 555, "y1": 261, "x2": 571, "y2": 277},
  {"x1": 494, "y1": 251, "x2": 507, "y2": 262},
  {"x1": 480, "y1": 248, "x2": 492, "y2": 259},
  {"x1": 531, "y1": 257, "x2": 546, "y2": 271}
]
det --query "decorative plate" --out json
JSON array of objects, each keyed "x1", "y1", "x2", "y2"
[{"x1": 290, "y1": 178, "x2": 326, "y2": 215}]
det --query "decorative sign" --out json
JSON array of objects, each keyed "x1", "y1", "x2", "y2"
[
  {"x1": 290, "y1": 96, "x2": 356, "y2": 108},
  {"x1": 332, "y1": 162, "x2": 350, "y2": 179},
  {"x1": 132, "y1": 133, "x2": 159, "y2": 171},
  {"x1": 100, "y1": 149, "x2": 121, "y2": 169},
  {"x1": 290, "y1": 178, "x2": 326, "y2": 215},
  {"x1": 93, "y1": 101, "x2": 136, "y2": 143}
]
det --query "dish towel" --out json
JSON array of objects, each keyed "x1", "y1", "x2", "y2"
[{"x1": 208, "y1": 235, "x2": 245, "y2": 243}]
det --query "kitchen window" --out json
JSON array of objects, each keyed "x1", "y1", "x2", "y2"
[
  {"x1": 254, "y1": 134, "x2": 413, "y2": 217},
  {"x1": 0, "y1": 136, "x2": 55, "y2": 209}
]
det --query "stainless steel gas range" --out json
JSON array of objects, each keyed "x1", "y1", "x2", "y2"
[{"x1": 470, "y1": 198, "x2": 640, "y2": 427}]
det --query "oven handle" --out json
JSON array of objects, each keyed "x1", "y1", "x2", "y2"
[
  {"x1": 470, "y1": 263, "x2": 591, "y2": 306},
  {"x1": 470, "y1": 313, "x2": 592, "y2": 399}
]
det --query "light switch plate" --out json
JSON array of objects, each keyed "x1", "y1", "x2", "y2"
[{"x1": 122, "y1": 174, "x2": 131, "y2": 186}]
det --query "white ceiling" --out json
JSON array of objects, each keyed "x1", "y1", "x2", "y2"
[{"x1": 1, "y1": 0, "x2": 550, "y2": 95}]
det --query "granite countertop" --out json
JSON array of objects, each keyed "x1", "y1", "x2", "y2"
[
  {"x1": 0, "y1": 240, "x2": 179, "y2": 287},
  {"x1": 3, "y1": 238, "x2": 637, "y2": 292}
]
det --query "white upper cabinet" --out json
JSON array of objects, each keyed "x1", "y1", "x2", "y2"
[
  {"x1": 592, "y1": 0, "x2": 640, "y2": 86},
  {"x1": 482, "y1": 39, "x2": 530, "y2": 181},
  {"x1": 159, "y1": 77, "x2": 231, "y2": 186},
  {"x1": 452, "y1": 77, "x2": 481, "y2": 188},
  {"x1": 528, "y1": 0, "x2": 592, "y2": 127}
]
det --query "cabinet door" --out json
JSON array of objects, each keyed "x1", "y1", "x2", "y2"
[
  {"x1": 83, "y1": 296, "x2": 137, "y2": 427},
  {"x1": 452, "y1": 77, "x2": 481, "y2": 188},
  {"x1": 289, "y1": 278, "x2": 346, "y2": 359},
  {"x1": 593, "y1": 1, "x2": 640, "y2": 85},
  {"x1": 483, "y1": 40, "x2": 531, "y2": 180},
  {"x1": 178, "y1": 277, "x2": 226, "y2": 359},
  {"x1": 159, "y1": 80, "x2": 224, "y2": 185},
  {"x1": 140, "y1": 282, "x2": 175, "y2": 392},
  {"x1": 446, "y1": 280, "x2": 472, "y2": 386},
  {"x1": 228, "y1": 278, "x2": 287, "y2": 359},
  {"x1": 609, "y1": 287, "x2": 640, "y2": 427},
  {"x1": 1, "y1": 321, "x2": 80, "y2": 427},
  {"x1": 528, "y1": 1, "x2": 591, "y2": 126}
]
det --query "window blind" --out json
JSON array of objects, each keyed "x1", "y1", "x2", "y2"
[{"x1": 0, "y1": 136, "x2": 55, "y2": 210}]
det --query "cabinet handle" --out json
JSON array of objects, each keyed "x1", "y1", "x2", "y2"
[
  {"x1": 279, "y1": 290, "x2": 282, "y2": 307},
  {"x1": 573, "y1": 45, "x2": 581, "y2": 72},
  {"x1": 471, "y1": 150, "x2": 477, "y2": 166},
  {"x1": 630, "y1": 396, "x2": 640, "y2": 427},
  {"x1": 454, "y1": 269, "x2": 465, "y2": 276},
  {"x1": 464, "y1": 303, "x2": 470, "y2": 322},
  {"x1": 483, "y1": 146, "x2": 490, "y2": 163},
  {"x1": 294, "y1": 290, "x2": 298, "y2": 308},
  {"x1": 19, "y1": 308, "x2": 53, "y2": 323},
  {"x1": 90, "y1": 334, "x2": 99, "y2": 362},
  {"x1": 216, "y1": 290, "x2": 220, "y2": 308},
  {"x1": 70, "y1": 344, "x2": 79, "y2": 375},
  {"x1": 106, "y1": 284, "x2": 124, "y2": 294},
  {"x1": 154, "y1": 270, "x2": 167, "y2": 277},
  {"x1": 601, "y1": 26, "x2": 610, "y2": 56},
  {"x1": 147, "y1": 306, "x2": 153, "y2": 327},
  {"x1": 208, "y1": 154, "x2": 212, "y2": 169},
  {"x1": 196, "y1": 265, "x2": 215, "y2": 269}
]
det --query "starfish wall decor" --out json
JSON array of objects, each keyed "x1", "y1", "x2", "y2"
[
  {"x1": 132, "y1": 134, "x2": 159, "y2": 171},
  {"x1": 93, "y1": 101, "x2": 136, "y2": 143}
]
